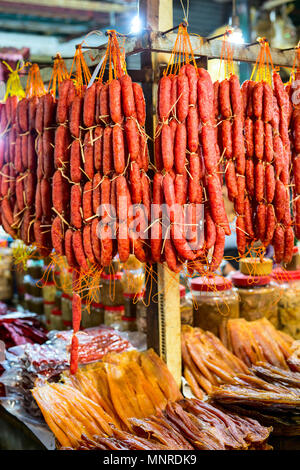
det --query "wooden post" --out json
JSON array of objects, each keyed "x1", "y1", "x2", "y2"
[{"x1": 139, "y1": 0, "x2": 182, "y2": 387}]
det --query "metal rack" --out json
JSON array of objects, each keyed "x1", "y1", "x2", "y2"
[{"x1": 19, "y1": 0, "x2": 297, "y2": 387}]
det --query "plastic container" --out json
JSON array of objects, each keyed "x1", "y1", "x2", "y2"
[
  {"x1": 42, "y1": 281, "x2": 56, "y2": 303},
  {"x1": 81, "y1": 302, "x2": 104, "y2": 328},
  {"x1": 61, "y1": 293, "x2": 72, "y2": 322},
  {"x1": 191, "y1": 276, "x2": 239, "y2": 336},
  {"x1": 136, "y1": 296, "x2": 147, "y2": 334},
  {"x1": 123, "y1": 292, "x2": 144, "y2": 318},
  {"x1": 232, "y1": 272, "x2": 278, "y2": 326},
  {"x1": 44, "y1": 300, "x2": 56, "y2": 325},
  {"x1": 104, "y1": 305, "x2": 124, "y2": 327},
  {"x1": 122, "y1": 316, "x2": 137, "y2": 331},
  {"x1": 50, "y1": 308, "x2": 63, "y2": 331},
  {"x1": 271, "y1": 268, "x2": 300, "y2": 339},
  {"x1": 101, "y1": 272, "x2": 124, "y2": 307},
  {"x1": 180, "y1": 285, "x2": 193, "y2": 325}
]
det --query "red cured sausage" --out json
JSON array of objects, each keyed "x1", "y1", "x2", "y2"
[
  {"x1": 83, "y1": 224, "x2": 96, "y2": 265},
  {"x1": 273, "y1": 224, "x2": 284, "y2": 263},
  {"x1": 244, "y1": 117, "x2": 254, "y2": 159},
  {"x1": 161, "y1": 123, "x2": 174, "y2": 171},
  {"x1": 99, "y1": 224, "x2": 113, "y2": 267},
  {"x1": 233, "y1": 118, "x2": 245, "y2": 174},
  {"x1": 221, "y1": 120, "x2": 233, "y2": 160},
  {"x1": 40, "y1": 177, "x2": 52, "y2": 219},
  {"x1": 274, "y1": 180, "x2": 287, "y2": 223},
  {"x1": 70, "y1": 140, "x2": 82, "y2": 183},
  {"x1": 57, "y1": 79, "x2": 72, "y2": 124},
  {"x1": 132, "y1": 82, "x2": 146, "y2": 126},
  {"x1": 209, "y1": 225, "x2": 225, "y2": 272},
  {"x1": 188, "y1": 153, "x2": 201, "y2": 204},
  {"x1": 264, "y1": 204, "x2": 276, "y2": 246},
  {"x1": 82, "y1": 181, "x2": 93, "y2": 222},
  {"x1": 263, "y1": 82, "x2": 274, "y2": 123},
  {"x1": 83, "y1": 130, "x2": 94, "y2": 180},
  {"x1": 27, "y1": 134, "x2": 37, "y2": 172},
  {"x1": 201, "y1": 124, "x2": 219, "y2": 174},
  {"x1": 255, "y1": 161, "x2": 264, "y2": 203},
  {"x1": 129, "y1": 161, "x2": 142, "y2": 204},
  {"x1": 254, "y1": 119, "x2": 264, "y2": 160},
  {"x1": 93, "y1": 126, "x2": 103, "y2": 172},
  {"x1": 54, "y1": 125, "x2": 70, "y2": 169},
  {"x1": 72, "y1": 230, "x2": 89, "y2": 272},
  {"x1": 213, "y1": 80, "x2": 220, "y2": 118},
  {"x1": 283, "y1": 226, "x2": 294, "y2": 264},
  {"x1": 265, "y1": 164, "x2": 275, "y2": 203},
  {"x1": 65, "y1": 228, "x2": 78, "y2": 268},
  {"x1": 83, "y1": 82, "x2": 96, "y2": 128},
  {"x1": 164, "y1": 238, "x2": 182, "y2": 273},
  {"x1": 207, "y1": 174, "x2": 230, "y2": 235},
  {"x1": 124, "y1": 119, "x2": 139, "y2": 162},
  {"x1": 52, "y1": 170, "x2": 69, "y2": 214},
  {"x1": 256, "y1": 203, "x2": 266, "y2": 242},
  {"x1": 91, "y1": 218, "x2": 101, "y2": 263},
  {"x1": 244, "y1": 197, "x2": 255, "y2": 240},
  {"x1": 120, "y1": 74, "x2": 136, "y2": 118},
  {"x1": 69, "y1": 95, "x2": 82, "y2": 138},
  {"x1": 176, "y1": 74, "x2": 189, "y2": 123},
  {"x1": 51, "y1": 216, "x2": 64, "y2": 255},
  {"x1": 225, "y1": 160, "x2": 238, "y2": 201},
  {"x1": 253, "y1": 82, "x2": 263, "y2": 119},
  {"x1": 219, "y1": 79, "x2": 232, "y2": 119},
  {"x1": 112, "y1": 125, "x2": 125, "y2": 174},
  {"x1": 236, "y1": 215, "x2": 246, "y2": 256},
  {"x1": 43, "y1": 93, "x2": 56, "y2": 129},
  {"x1": 229, "y1": 74, "x2": 242, "y2": 117},
  {"x1": 205, "y1": 209, "x2": 216, "y2": 249},
  {"x1": 158, "y1": 75, "x2": 172, "y2": 121},
  {"x1": 92, "y1": 173, "x2": 101, "y2": 215},
  {"x1": 70, "y1": 185, "x2": 82, "y2": 229},
  {"x1": 109, "y1": 79, "x2": 122, "y2": 124},
  {"x1": 174, "y1": 171, "x2": 188, "y2": 206},
  {"x1": 102, "y1": 126, "x2": 113, "y2": 176},
  {"x1": 197, "y1": 68, "x2": 214, "y2": 122},
  {"x1": 187, "y1": 106, "x2": 199, "y2": 154},
  {"x1": 264, "y1": 122, "x2": 273, "y2": 163},
  {"x1": 99, "y1": 83, "x2": 110, "y2": 125},
  {"x1": 184, "y1": 64, "x2": 198, "y2": 105}
]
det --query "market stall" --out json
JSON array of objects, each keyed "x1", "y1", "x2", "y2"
[{"x1": 0, "y1": 0, "x2": 300, "y2": 453}]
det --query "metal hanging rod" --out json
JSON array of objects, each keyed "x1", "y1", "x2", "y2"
[{"x1": 160, "y1": 21, "x2": 188, "y2": 37}]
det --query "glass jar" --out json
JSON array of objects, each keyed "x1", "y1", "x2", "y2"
[
  {"x1": 191, "y1": 276, "x2": 239, "y2": 337},
  {"x1": 123, "y1": 292, "x2": 144, "y2": 318},
  {"x1": 55, "y1": 290, "x2": 62, "y2": 309},
  {"x1": 136, "y1": 296, "x2": 147, "y2": 334},
  {"x1": 27, "y1": 260, "x2": 43, "y2": 280},
  {"x1": 62, "y1": 320, "x2": 72, "y2": 330},
  {"x1": 80, "y1": 299, "x2": 91, "y2": 329},
  {"x1": 44, "y1": 300, "x2": 56, "y2": 324},
  {"x1": 104, "y1": 305, "x2": 124, "y2": 327},
  {"x1": 232, "y1": 272, "x2": 278, "y2": 327},
  {"x1": 180, "y1": 285, "x2": 193, "y2": 325},
  {"x1": 50, "y1": 308, "x2": 63, "y2": 331},
  {"x1": 121, "y1": 255, "x2": 145, "y2": 294},
  {"x1": 28, "y1": 296, "x2": 44, "y2": 315},
  {"x1": 271, "y1": 268, "x2": 300, "y2": 339},
  {"x1": 101, "y1": 272, "x2": 124, "y2": 306},
  {"x1": 61, "y1": 293, "x2": 72, "y2": 322},
  {"x1": 90, "y1": 303, "x2": 104, "y2": 326},
  {"x1": 42, "y1": 281, "x2": 56, "y2": 303},
  {"x1": 122, "y1": 316, "x2": 137, "y2": 331}
]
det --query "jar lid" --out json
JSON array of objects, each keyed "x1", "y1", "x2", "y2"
[
  {"x1": 44, "y1": 300, "x2": 56, "y2": 305},
  {"x1": 104, "y1": 305, "x2": 124, "y2": 311},
  {"x1": 54, "y1": 271, "x2": 60, "y2": 275},
  {"x1": 51, "y1": 308, "x2": 62, "y2": 316},
  {"x1": 191, "y1": 276, "x2": 232, "y2": 292},
  {"x1": 122, "y1": 316, "x2": 136, "y2": 322},
  {"x1": 180, "y1": 285, "x2": 186, "y2": 297},
  {"x1": 232, "y1": 271, "x2": 271, "y2": 287},
  {"x1": 42, "y1": 281, "x2": 55, "y2": 286},
  {"x1": 123, "y1": 292, "x2": 144, "y2": 299},
  {"x1": 101, "y1": 272, "x2": 123, "y2": 280},
  {"x1": 239, "y1": 257, "x2": 273, "y2": 276},
  {"x1": 61, "y1": 293, "x2": 71, "y2": 299},
  {"x1": 92, "y1": 302, "x2": 104, "y2": 308},
  {"x1": 271, "y1": 267, "x2": 300, "y2": 282},
  {"x1": 293, "y1": 246, "x2": 299, "y2": 254}
]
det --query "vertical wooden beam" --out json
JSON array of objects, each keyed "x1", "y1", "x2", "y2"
[{"x1": 139, "y1": 0, "x2": 182, "y2": 387}]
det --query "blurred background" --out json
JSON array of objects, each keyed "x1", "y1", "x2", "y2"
[{"x1": 0, "y1": 0, "x2": 298, "y2": 87}]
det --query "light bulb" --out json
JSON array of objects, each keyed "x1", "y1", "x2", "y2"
[
  {"x1": 228, "y1": 29, "x2": 245, "y2": 44},
  {"x1": 130, "y1": 15, "x2": 141, "y2": 34}
]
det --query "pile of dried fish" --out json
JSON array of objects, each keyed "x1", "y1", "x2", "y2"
[
  {"x1": 33, "y1": 349, "x2": 182, "y2": 446},
  {"x1": 211, "y1": 362, "x2": 300, "y2": 436},
  {"x1": 220, "y1": 318, "x2": 294, "y2": 369},
  {"x1": 69, "y1": 399, "x2": 272, "y2": 450},
  {"x1": 181, "y1": 325, "x2": 250, "y2": 398}
]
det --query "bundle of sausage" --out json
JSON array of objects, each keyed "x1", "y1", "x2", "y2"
[
  {"x1": 290, "y1": 69, "x2": 300, "y2": 240},
  {"x1": 51, "y1": 72, "x2": 150, "y2": 272},
  {"x1": 154, "y1": 64, "x2": 230, "y2": 273}
]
